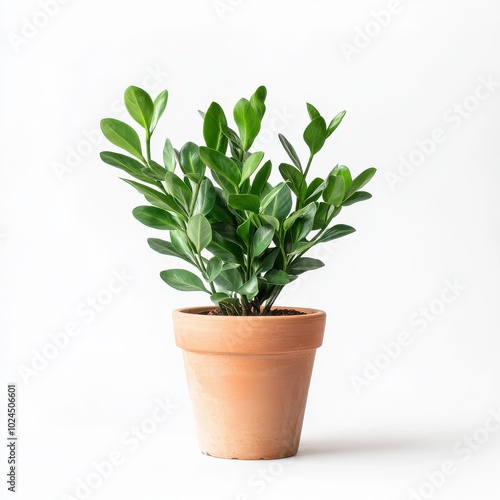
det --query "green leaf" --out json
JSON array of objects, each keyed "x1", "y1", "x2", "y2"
[
  {"x1": 120, "y1": 178, "x2": 184, "y2": 215},
  {"x1": 259, "y1": 214, "x2": 279, "y2": 231},
  {"x1": 278, "y1": 134, "x2": 302, "y2": 171},
  {"x1": 207, "y1": 231, "x2": 244, "y2": 264},
  {"x1": 100, "y1": 118, "x2": 144, "y2": 161},
  {"x1": 241, "y1": 151, "x2": 264, "y2": 185},
  {"x1": 233, "y1": 98, "x2": 261, "y2": 151},
  {"x1": 237, "y1": 275, "x2": 258, "y2": 297},
  {"x1": 330, "y1": 165, "x2": 352, "y2": 192},
  {"x1": 203, "y1": 102, "x2": 228, "y2": 153},
  {"x1": 124, "y1": 86, "x2": 154, "y2": 130},
  {"x1": 211, "y1": 292, "x2": 230, "y2": 305},
  {"x1": 250, "y1": 160, "x2": 272, "y2": 196},
  {"x1": 236, "y1": 217, "x2": 253, "y2": 246},
  {"x1": 165, "y1": 172, "x2": 192, "y2": 211},
  {"x1": 279, "y1": 163, "x2": 306, "y2": 201},
  {"x1": 163, "y1": 138, "x2": 176, "y2": 172},
  {"x1": 146, "y1": 160, "x2": 167, "y2": 180},
  {"x1": 287, "y1": 203, "x2": 316, "y2": 242},
  {"x1": 289, "y1": 240, "x2": 315, "y2": 255},
  {"x1": 342, "y1": 191, "x2": 372, "y2": 206},
  {"x1": 346, "y1": 168, "x2": 377, "y2": 198},
  {"x1": 199, "y1": 146, "x2": 241, "y2": 188},
  {"x1": 288, "y1": 257, "x2": 325, "y2": 275},
  {"x1": 250, "y1": 86, "x2": 267, "y2": 120},
  {"x1": 252, "y1": 224, "x2": 274, "y2": 257},
  {"x1": 317, "y1": 224, "x2": 356, "y2": 243},
  {"x1": 206, "y1": 256, "x2": 224, "y2": 282},
  {"x1": 313, "y1": 202, "x2": 335, "y2": 230},
  {"x1": 211, "y1": 222, "x2": 245, "y2": 249},
  {"x1": 326, "y1": 110, "x2": 346, "y2": 138},
  {"x1": 261, "y1": 182, "x2": 286, "y2": 211},
  {"x1": 179, "y1": 142, "x2": 205, "y2": 176},
  {"x1": 306, "y1": 103, "x2": 321, "y2": 120},
  {"x1": 214, "y1": 268, "x2": 244, "y2": 293},
  {"x1": 220, "y1": 124, "x2": 242, "y2": 149},
  {"x1": 228, "y1": 194, "x2": 260, "y2": 213},
  {"x1": 254, "y1": 248, "x2": 279, "y2": 274},
  {"x1": 100, "y1": 151, "x2": 155, "y2": 185},
  {"x1": 150, "y1": 89, "x2": 169, "y2": 132},
  {"x1": 303, "y1": 116, "x2": 327, "y2": 156},
  {"x1": 132, "y1": 206, "x2": 183, "y2": 230},
  {"x1": 323, "y1": 175, "x2": 345, "y2": 206},
  {"x1": 160, "y1": 269, "x2": 208, "y2": 293},
  {"x1": 193, "y1": 178, "x2": 216, "y2": 215},
  {"x1": 264, "y1": 269, "x2": 290, "y2": 285},
  {"x1": 187, "y1": 214, "x2": 212, "y2": 252},
  {"x1": 170, "y1": 231, "x2": 195, "y2": 261},
  {"x1": 262, "y1": 183, "x2": 292, "y2": 222},
  {"x1": 147, "y1": 238, "x2": 193, "y2": 264},
  {"x1": 305, "y1": 177, "x2": 325, "y2": 203},
  {"x1": 283, "y1": 203, "x2": 316, "y2": 232},
  {"x1": 207, "y1": 189, "x2": 235, "y2": 224}
]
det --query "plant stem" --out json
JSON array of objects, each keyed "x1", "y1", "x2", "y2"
[
  {"x1": 303, "y1": 154, "x2": 314, "y2": 179},
  {"x1": 145, "y1": 130, "x2": 152, "y2": 163}
]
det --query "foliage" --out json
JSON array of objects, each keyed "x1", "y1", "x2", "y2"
[{"x1": 100, "y1": 86, "x2": 376, "y2": 315}]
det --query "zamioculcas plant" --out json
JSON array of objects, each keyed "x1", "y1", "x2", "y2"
[{"x1": 100, "y1": 85, "x2": 376, "y2": 316}]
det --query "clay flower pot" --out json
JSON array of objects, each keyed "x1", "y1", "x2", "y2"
[{"x1": 173, "y1": 306, "x2": 326, "y2": 460}]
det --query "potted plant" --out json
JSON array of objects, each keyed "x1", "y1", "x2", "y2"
[{"x1": 99, "y1": 85, "x2": 376, "y2": 460}]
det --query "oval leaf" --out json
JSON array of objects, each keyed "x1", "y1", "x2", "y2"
[
  {"x1": 124, "y1": 86, "x2": 154, "y2": 130},
  {"x1": 147, "y1": 238, "x2": 193, "y2": 264},
  {"x1": 187, "y1": 214, "x2": 212, "y2": 252},
  {"x1": 317, "y1": 224, "x2": 356, "y2": 243},
  {"x1": 100, "y1": 151, "x2": 155, "y2": 185},
  {"x1": 233, "y1": 98, "x2": 261, "y2": 151},
  {"x1": 203, "y1": 102, "x2": 228, "y2": 153},
  {"x1": 241, "y1": 151, "x2": 264, "y2": 185},
  {"x1": 133, "y1": 206, "x2": 183, "y2": 230},
  {"x1": 278, "y1": 134, "x2": 302, "y2": 171},
  {"x1": 100, "y1": 118, "x2": 144, "y2": 161},
  {"x1": 160, "y1": 269, "x2": 208, "y2": 292},
  {"x1": 303, "y1": 116, "x2": 327, "y2": 156},
  {"x1": 346, "y1": 168, "x2": 377, "y2": 198},
  {"x1": 151, "y1": 90, "x2": 169, "y2": 131},
  {"x1": 199, "y1": 146, "x2": 241, "y2": 188},
  {"x1": 252, "y1": 224, "x2": 274, "y2": 257},
  {"x1": 228, "y1": 194, "x2": 261, "y2": 214}
]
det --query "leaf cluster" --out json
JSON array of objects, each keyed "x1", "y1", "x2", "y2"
[{"x1": 100, "y1": 86, "x2": 376, "y2": 315}]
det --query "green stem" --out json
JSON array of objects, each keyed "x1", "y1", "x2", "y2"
[
  {"x1": 145, "y1": 130, "x2": 152, "y2": 163},
  {"x1": 303, "y1": 154, "x2": 314, "y2": 179}
]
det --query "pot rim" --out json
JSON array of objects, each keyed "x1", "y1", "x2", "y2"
[
  {"x1": 173, "y1": 305, "x2": 325, "y2": 320},
  {"x1": 173, "y1": 306, "x2": 326, "y2": 354}
]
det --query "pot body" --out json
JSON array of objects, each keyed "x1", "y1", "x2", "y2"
[{"x1": 173, "y1": 306, "x2": 326, "y2": 460}]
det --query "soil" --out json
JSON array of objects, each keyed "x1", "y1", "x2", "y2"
[{"x1": 201, "y1": 308, "x2": 306, "y2": 316}]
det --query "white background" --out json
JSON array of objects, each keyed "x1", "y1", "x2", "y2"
[{"x1": 1, "y1": 0, "x2": 500, "y2": 499}]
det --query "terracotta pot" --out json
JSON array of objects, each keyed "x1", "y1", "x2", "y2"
[{"x1": 173, "y1": 306, "x2": 326, "y2": 460}]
